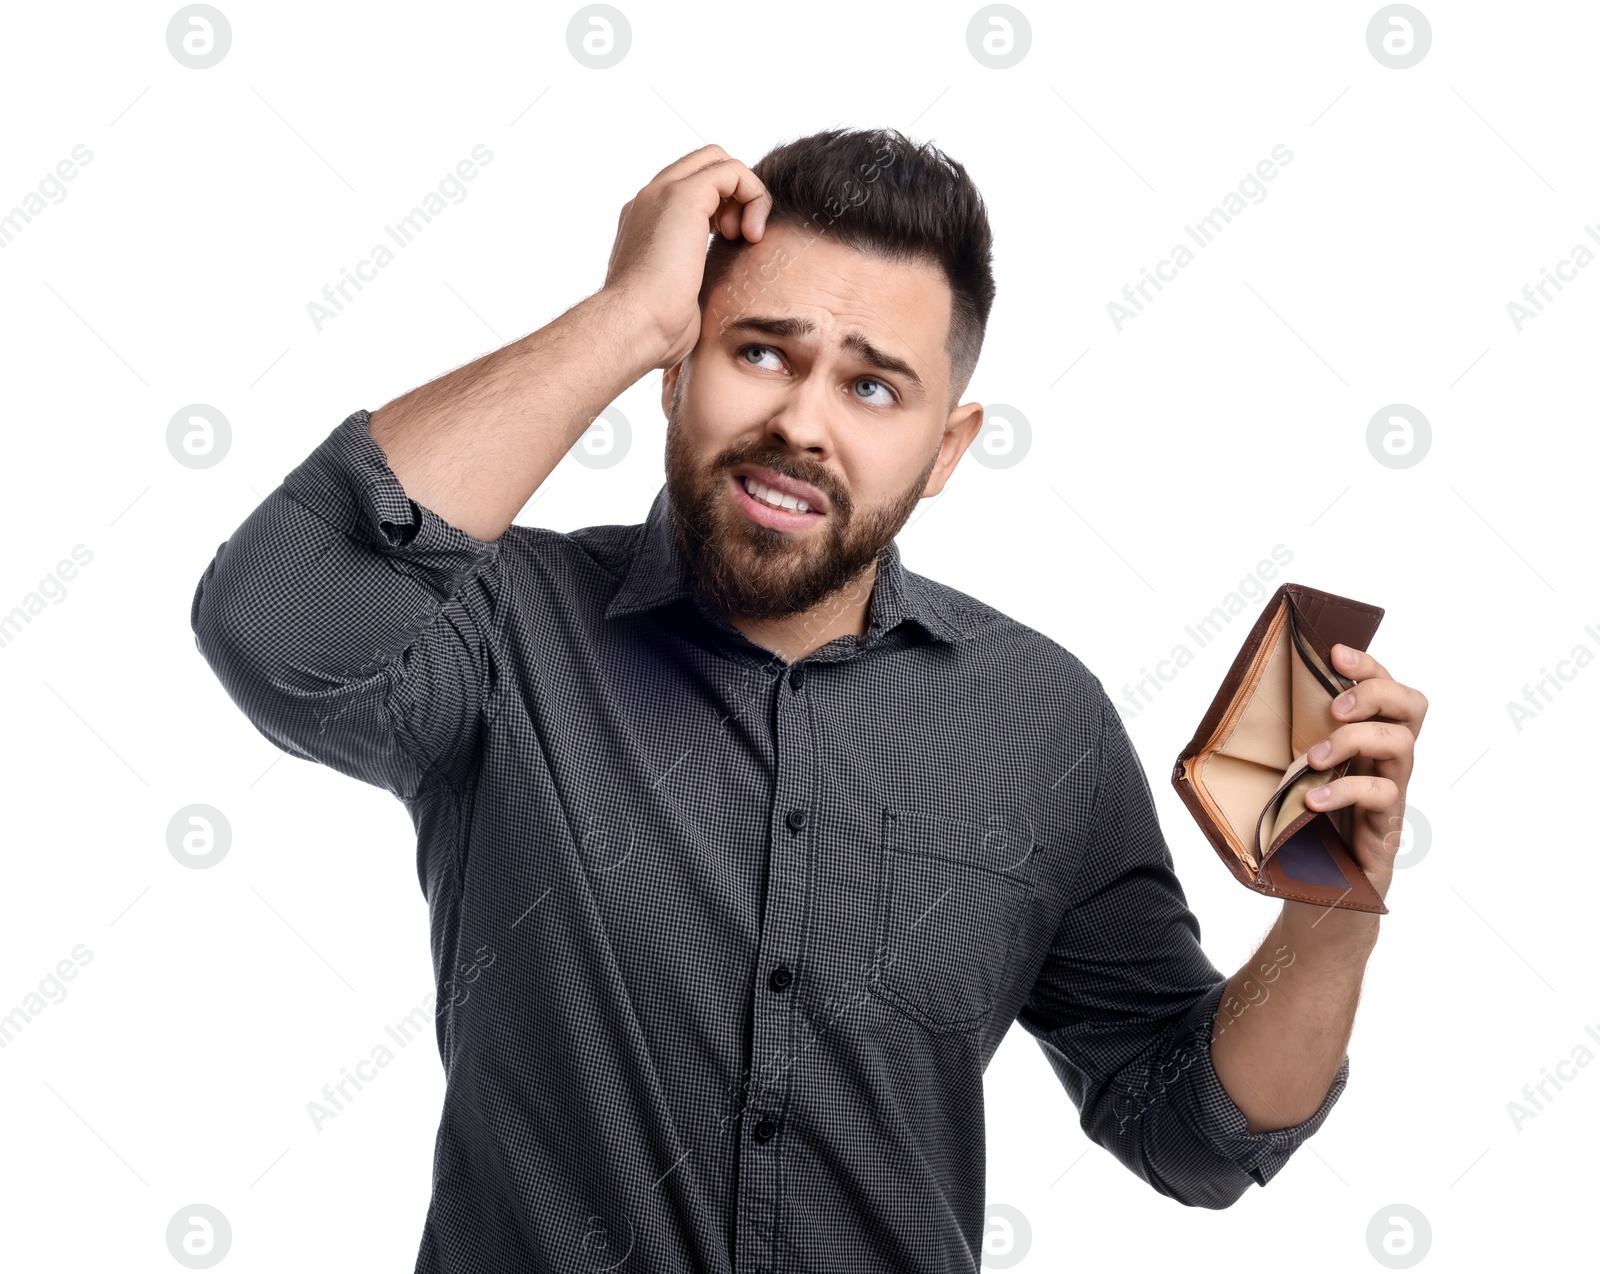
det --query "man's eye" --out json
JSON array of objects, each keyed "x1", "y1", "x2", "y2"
[
  {"x1": 854, "y1": 377, "x2": 896, "y2": 406},
  {"x1": 739, "y1": 343, "x2": 783, "y2": 370}
]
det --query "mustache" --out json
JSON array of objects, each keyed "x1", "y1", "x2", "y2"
[{"x1": 710, "y1": 447, "x2": 847, "y2": 513}]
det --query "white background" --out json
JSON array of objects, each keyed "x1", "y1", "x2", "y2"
[{"x1": 1, "y1": 1, "x2": 1594, "y2": 1270}]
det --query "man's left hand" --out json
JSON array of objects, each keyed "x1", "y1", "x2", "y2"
[{"x1": 1303, "y1": 642, "x2": 1429, "y2": 904}]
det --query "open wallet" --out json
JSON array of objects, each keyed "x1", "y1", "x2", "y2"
[{"x1": 1171, "y1": 583, "x2": 1389, "y2": 914}]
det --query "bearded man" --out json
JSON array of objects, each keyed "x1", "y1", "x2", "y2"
[{"x1": 191, "y1": 128, "x2": 1428, "y2": 1274}]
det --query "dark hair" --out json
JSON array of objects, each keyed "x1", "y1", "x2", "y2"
[{"x1": 698, "y1": 127, "x2": 995, "y2": 409}]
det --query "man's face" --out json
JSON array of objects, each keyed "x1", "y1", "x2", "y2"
[{"x1": 662, "y1": 221, "x2": 983, "y2": 625}]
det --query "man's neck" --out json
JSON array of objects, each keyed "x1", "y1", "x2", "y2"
[{"x1": 725, "y1": 559, "x2": 879, "y2": 664}]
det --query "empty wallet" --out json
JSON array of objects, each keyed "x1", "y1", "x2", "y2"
[{"x1": 1171, "y1": 582, "x2": 1389, "y2": 915}]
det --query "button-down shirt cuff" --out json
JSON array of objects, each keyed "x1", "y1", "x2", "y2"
[
  {"x1": 282, "y1": 408, "x2": 502, "y2": 595},
  {"x1": 1169, "y1": 979, "x2": 1350, "y2": 1188}
]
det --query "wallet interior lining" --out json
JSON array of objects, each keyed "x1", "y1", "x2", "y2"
[{"x1": 1191, "y1": 597, "x2": 1342, "y2": 871}]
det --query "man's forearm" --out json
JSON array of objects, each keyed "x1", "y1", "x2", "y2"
[
  {"x1": 368, "y1": 288, "x2": 665, "y2": 542},
  {"x1": 1209, "y1": 899, "x2": 1382, "y2": 1133}
]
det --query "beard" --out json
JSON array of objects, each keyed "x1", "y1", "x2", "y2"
[{"x1": 663, "y1": 395, "x2": 938, "y2": 626}]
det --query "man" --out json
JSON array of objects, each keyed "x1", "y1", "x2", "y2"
[{"x1": 190, "y1": 128, "x2": 1428, "y2": 1272}]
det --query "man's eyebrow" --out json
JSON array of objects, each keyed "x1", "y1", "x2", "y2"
[{"x1": 722, "y1": 315, "x2": 925, "y2": 395}]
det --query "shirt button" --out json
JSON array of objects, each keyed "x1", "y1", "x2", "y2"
[
  {"x1": 769, "y1": 963, "x2": 794, "y2": 992},
  {"x1": 753, "y1": 1114, "x2": 779, "y2": 1143},
  {"x1": 785, "y1": 808, "x2": 808, "y2": 833},
  {"x1": 789, "y1": 665, "x2": 806, "y2": 692}
]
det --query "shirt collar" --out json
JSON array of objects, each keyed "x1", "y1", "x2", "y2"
[{"x1": 604, "y1": 485, "x2": 966, "y2": 647}]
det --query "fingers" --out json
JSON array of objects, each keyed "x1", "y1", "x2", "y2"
[
  {"x1": 740, "y1": 193, "x2": 770, "y2": 242},
  {"x1": 718, "y1": 194, "x2": 763, "y2": 241},
  {"x1": 1305, "y1": 771, "x2": 1401, "y2": 815},
  {"x1": 1330, "y1": 675, "x2": 1429, "y2": 734},
  {"x1": 652, "y1": 143, "x2": 732, "y2": 184},
  {"x1": 682, "y1": 153, "x2": 770, "y2": 241},
  {"x1": 1308, "y1": 645, "x2": 1420, "y2": 826},
  {"x1": 639, "y1": 145, "x2": 774, "y2": 245},
  {"x1": 1307, "y1": 720, "x2": 1415, "y2": 782},
  {"x1": 1331, "y1": 642, "x2": 1388, "y2": 682},
  {"x1": 696, "y1": 161, "x2": 770, "y2": 241},
  {"x1": 1330, "y1": 643, "x2": 1429, "y2": 738}
]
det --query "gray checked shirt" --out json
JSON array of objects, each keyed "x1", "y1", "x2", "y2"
[{"x1": 189, "y1": 408, "x2": 1347, "y2": 1273}]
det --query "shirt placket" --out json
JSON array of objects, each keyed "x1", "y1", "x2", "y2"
[{"x1": 734, "y1": 658, "x2": 814, "y2": 1274}]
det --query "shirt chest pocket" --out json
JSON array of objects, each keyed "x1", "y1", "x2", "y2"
[{"x1": 870, "y1": 807, "x2": 1039, "y2": 1034}]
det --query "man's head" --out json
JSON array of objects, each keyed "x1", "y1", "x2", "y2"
[{"x1": 661, "y1": 127, "x2": 995, "y2": 627}]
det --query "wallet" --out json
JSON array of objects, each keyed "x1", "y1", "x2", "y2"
[{"x1": 1171, "y1": 583, "x2": 1389, "y2": 915}]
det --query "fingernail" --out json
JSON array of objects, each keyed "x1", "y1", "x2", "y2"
[
  {"x1": 1308, "y1": 786, "x2": 1331, "y2": 805},
  {"x1": 1337, "y1": 645, "x2": 1358, "y2": 667},
  {"x1": 1334, "y1": 691, "x2": 1356, "y2": 714},
  {"x1": 1309, "y1": 739, "x2": 1332, "y2": 764}
]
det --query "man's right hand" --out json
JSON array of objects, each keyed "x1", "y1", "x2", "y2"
[
  {"x1": 365, "y1": 145, "x2": 771, "y2": 542},
  {"x1": 601, "y1": 144, "x2": 773, "y2": 370}
]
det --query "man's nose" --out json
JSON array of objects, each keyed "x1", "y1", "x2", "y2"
[{"x1": 763, "y1": 379, "x2": 835, "y2": 457}]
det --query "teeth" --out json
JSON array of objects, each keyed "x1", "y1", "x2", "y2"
[{"x1": 742, "y1": 475, "x2": 815, "y2": 515}]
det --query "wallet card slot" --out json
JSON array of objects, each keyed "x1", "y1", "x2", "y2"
[
  {"x1": 1255, "y1": 760, "x2": 1312, "y2": 865},
  {"x1": 1288, "y1": 597, "x2": 1354, "y2": 696},
  {"x1": 1253, "y1": 759, "x2": 1347, "y2": 871}
]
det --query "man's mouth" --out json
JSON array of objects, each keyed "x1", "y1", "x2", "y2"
[{"x1": 729, "y1": 471, "x2": 828, "y2": 532}]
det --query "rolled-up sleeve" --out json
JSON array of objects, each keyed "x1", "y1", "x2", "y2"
[
  {"x1": 189, "y1": 408, "x2": 504, "y2": 800},
  {"x1": 1015, "y1": 688, "x2": 1348, "y2": 1208}
]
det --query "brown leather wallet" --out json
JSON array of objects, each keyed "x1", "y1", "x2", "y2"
[{"x1": 1171, "y1": 583, "x2": 1389, "y2": 915}]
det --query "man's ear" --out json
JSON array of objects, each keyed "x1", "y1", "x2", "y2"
[{"x1": 922, "y1": 400, "x2": 986, "y2": 498}]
